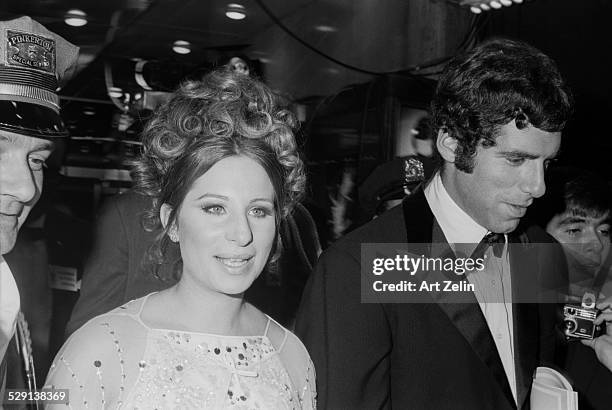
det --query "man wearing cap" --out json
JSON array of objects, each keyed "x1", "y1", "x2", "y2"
[{"x1": 0, "y1": 15, "x2": 78, "y2": 391}]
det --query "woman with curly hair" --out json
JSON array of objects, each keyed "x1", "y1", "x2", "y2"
[{"x1": 45, "y1": 69, "x2": 316, "y2": 409}]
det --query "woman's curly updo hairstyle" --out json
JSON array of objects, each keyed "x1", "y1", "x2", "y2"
[{"x1": 132, "y1": 68, "x2": 306, "y2": 279}]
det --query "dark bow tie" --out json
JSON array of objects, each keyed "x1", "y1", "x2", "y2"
[{"x1": 470, "y1": 232, "x2": 505, "y2": 260}]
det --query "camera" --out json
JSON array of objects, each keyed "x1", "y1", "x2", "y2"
[{"x1": 563, "y1": 292, "x2": 605, "y2": 341}]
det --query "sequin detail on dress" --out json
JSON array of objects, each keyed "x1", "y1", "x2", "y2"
[
  {"x1": 44, "y1": 294, "x2": 316, "y2": 409},
  {"x1": 125, "y1": 331, "x2": 298, "y2": 409}
]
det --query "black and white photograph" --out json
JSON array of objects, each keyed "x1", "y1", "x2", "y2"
[{"x1": 1, "y1": 0, "x2": 612, "y2": 409}]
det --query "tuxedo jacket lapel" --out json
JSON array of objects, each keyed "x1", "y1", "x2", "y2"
[
  {"x1": 402, "y1": 191, "x2": 515, "y2": 407},
  {"x1": 509, "y1": 233, "x2": 539, "y2": 409}
]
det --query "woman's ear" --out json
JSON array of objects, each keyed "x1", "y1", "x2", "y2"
[
  {"x1": 436, "y1": 129, "x2": 459, "y2": 164},
  {"x1": 160, "y1": 203, "x2": 179, "y2": 243},
  {"x1": 160, "y1": 203, "x2": 173, "y2": 229}
]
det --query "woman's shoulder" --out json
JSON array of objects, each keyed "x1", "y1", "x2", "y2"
[
  {"x1": 260, "y1": 313, "x2": 316, "y2": 406},
  {"x1": 66, "y1": 296, "x2": 149, "y2": 346},
  {"x1": 258, "y1": 313, "x2": 310, "y2": 362}
]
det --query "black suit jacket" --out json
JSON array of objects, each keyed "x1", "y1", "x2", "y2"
[{"x1": 295, "y1": 190, "x2": 567, "y2": 409}]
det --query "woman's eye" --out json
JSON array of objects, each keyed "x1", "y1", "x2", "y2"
[
  {"x1": 600, "y1": 227, "x2": 611, "y2": 237},
  {"x1": 249, "y1": 207, "x2": 271, "y2": 218},
  {"x1": 203, "y1": 205, "x2": 225, "y2": 215}
]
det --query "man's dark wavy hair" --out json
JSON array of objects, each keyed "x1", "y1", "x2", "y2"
[{"x1": 430, "y1": 38, "x2": 573, "y2": 172}]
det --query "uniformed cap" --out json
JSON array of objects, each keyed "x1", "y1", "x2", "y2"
[
  {"x1": 358, "y1": 155, "x2": 436, "y2": 218},
  {"x1": 0, "y1": 16, "x2": 79, "y2": 139}
]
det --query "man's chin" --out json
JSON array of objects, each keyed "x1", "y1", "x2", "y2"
[{"x1": 489, "y1": 219, "x2": 520, "y2": 234}]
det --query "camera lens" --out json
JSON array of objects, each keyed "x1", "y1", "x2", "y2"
[{"x1": 564, "y1": 319, "x2": 577, "y2": 333}]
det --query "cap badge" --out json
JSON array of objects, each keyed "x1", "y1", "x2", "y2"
[{"x1": 6, "y1": 29, "x2": 56, "y2": 74}]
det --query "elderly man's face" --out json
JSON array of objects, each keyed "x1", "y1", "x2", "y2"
[
  {"x1": 0, "y1": 130, "x2": 52, "y2": 254},
  {"x1": 443, "y1": 120, "x2": 561, "y2": 233}
]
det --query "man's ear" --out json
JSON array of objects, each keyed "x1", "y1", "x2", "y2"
[{"x1": 436, "y1": 129, "x2": 459, "y2": 163}]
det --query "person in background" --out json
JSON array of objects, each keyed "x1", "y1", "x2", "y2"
[
  {"x1": 528, "y1": 166, "x2": 612, "y2": 410},
  {"x1": 529, "y1": 167, "x2": 611, "y2": 299},
  {"x1": 45, "y1": 68, "x2": 316, "y2": 408},
  {"x1": 296, "y1": 38, "x2": 573, "y2": 409},
  {"x1": 583, "y1": 297, "x2": 612, "y2": 373},
  {"x1": 0, "y1": 15, "x2": 78, "y2": 392}
]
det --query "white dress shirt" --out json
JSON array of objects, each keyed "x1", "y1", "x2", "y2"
[
  {"x1": 0, "y1": 256, "x2": 20, "y2": 362},
  {"x1": 424, "y1": 172, "x2": 517, "y2": 403}
]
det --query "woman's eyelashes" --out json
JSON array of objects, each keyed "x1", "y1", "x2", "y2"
[
  {"x1": 201, "y1": 203, "x2": 274, "y2": 218},
  {"x1": 202, "y1": 204, "x2": 226, "y2": 215},
  {"x1": 249, "y1": 205, "x2": 274, "y2": 218}
]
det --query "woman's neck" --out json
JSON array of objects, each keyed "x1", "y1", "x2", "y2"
[{"x1": 158, "y1": 278, "x2": 253, "y2": 335}]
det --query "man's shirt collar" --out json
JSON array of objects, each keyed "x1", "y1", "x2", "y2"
[{"x1": 424, "y1": 172, "x2": 488, "y2": 245}]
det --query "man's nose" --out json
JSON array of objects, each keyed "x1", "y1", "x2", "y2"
[
  {"x1": 521, "y1": 163, "x2": 546, "y2": 199},
  {"x1": 0, "y1": 157, "x2": 37, "y2": 204},
  {"x1": 584, "y1": 230, "x2": 605, "y2": 255}
]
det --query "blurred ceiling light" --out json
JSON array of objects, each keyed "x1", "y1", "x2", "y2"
[
  {"x1": 315, "y1": 25, "x2": 337, "y2": 33},
  {"x1": 226, "y1": 3, "x2": 246, "y2": 20},
  {"x1": 108, "y1": 87, "x2": 123, "y2": 98},
  {"x1": 83, "y1": 106, "x2": 96, "y2": 116},
  {"x1": 64, "y1": 9, "x2": 88, "y2": 27},
  {"x1": 455, "y1": 0, "x2": 526, "y2": 13},
  {"x1": 172, "y1": 40, "x2": 191, "y2": 55}
]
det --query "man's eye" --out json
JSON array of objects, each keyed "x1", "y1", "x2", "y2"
[
  {"x1": 505, "y1": 157, "x2": 525, "y2": 166},
  {"x1": 564, "y1": 228, "x2": 581, "y2": 236},
  {"x1": 28, "y1": 156, "x2": 47, "y2": 171},
  {"x1": 599, "y1": 227, "x2": 611, "y2": 237},
  {"x1": 203, "y1": 205, "x2": 225, "y2": 215}
]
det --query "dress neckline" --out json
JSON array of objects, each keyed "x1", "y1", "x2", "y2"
[{"x1": 133, "y1": 292, "x2": 279, "y2": 340}]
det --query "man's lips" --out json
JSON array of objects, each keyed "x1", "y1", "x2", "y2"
[{"x1": 505, "y1": 203, "x2": 529, "y2": 217}]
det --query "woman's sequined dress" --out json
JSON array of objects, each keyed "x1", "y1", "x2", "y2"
[{"x1": 45, "y1": 295, "x2": 316, "y2": 409}]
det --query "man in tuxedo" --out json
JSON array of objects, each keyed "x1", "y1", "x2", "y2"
[
  {"x1": 296, "y1": 38, "x2": 573, "y2": 409},
  {"x1": 0, "y1": 16, "x2": 78, "y2": 391}
]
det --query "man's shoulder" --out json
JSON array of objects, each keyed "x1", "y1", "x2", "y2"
[
  {"x1": 108, "y1": 189, "x2": 153, "y2": 212},
  {"x1": 336, "y1": 204, "x2": 405, "y2": 245},
  {"x1": 96, "y1": 190, "x2": 154, "y2": 232}
]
